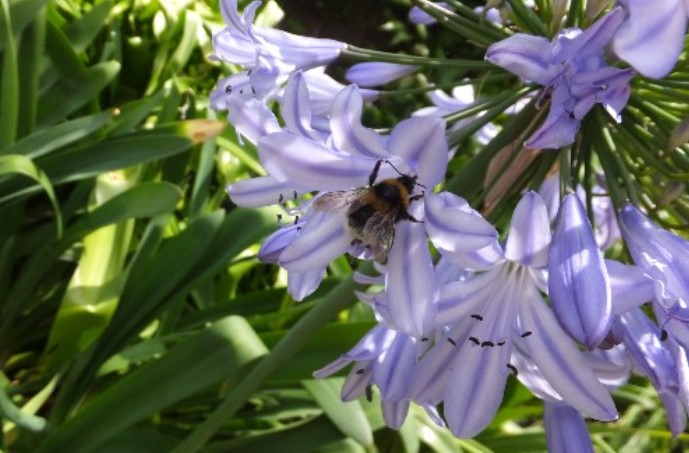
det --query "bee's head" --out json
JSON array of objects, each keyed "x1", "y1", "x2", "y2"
[{"x1": 397, "y1": 174, "x2": 418, "y2": 194}]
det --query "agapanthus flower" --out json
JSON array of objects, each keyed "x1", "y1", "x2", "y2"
[
  {"x1": 612, "y1": 0, "x2": 689, "y2": 79},
  {"x1": 613, "y1": 308, "x2": 689, "y2": 436},
  {"x1": 313, "y1": 324, "x2": 444, "y2": 429},
  {"x1": 618, "y1": 205, "x2": 689, "y2": 350},
  {"x1": 485, "y1": 7, "x2": 634, "y2": 150},
  {"x1": 210, "y1": 0, "x2": 345, "y2": 105},
  {"x1": 409, "y1": 192, "x2": 618, "y2": 437}
]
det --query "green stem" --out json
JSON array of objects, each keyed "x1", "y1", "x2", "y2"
[
  {"x1": 343, "y1": 46, "x2": 495, "y2": 69},
  {"x1": 173, "y1": 271, "x2": 362, "y2": 451}
]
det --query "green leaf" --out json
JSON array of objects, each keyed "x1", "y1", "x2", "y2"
[
  {"x1": 61, "y1": 182, "x2": 182, "y2": 243},
  {"x1": 0, "y1": 0, "x2": 19, "y2": 147},
  {"x1": 37, "y1": 316, "x2": 268, "y2": 453},
  {"x1": 303, "y1": 378, "x2": 374, "y2": 448},
  {"x1": 37, "y1": 61, "x2": 121, "y2": 127},
  {"x1": 0, "y1": 110, "x2": 116, "y2": 158},
  {"x1": 16, "y1": 6, "x2": 45, "y2": 137},
  {"x1": 0, "y1": 0, "x2": 51, "y2": 52},
  {"x1": 0, "y1": 154, "x2": 62, "y2": 237}
]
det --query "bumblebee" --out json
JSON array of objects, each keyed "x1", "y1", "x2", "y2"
[{"x1": 312, "y1": 160, "x2": 424, "y2": 262}]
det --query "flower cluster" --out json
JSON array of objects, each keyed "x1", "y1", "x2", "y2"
[{"x1": 211, "y1": 0, "x2": 689, "y2": 449}]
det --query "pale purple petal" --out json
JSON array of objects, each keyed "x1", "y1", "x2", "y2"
[
  {"x1": 345, "y1": 62, "x2": 417, "y2": 87},
  {"x1": 606, "y1": 260, "x2": 654, "y2": 314},
  {"x1": 659, "y1": 391, "x2": 687, "y2": 437},
  {"x1": 388, "y1": 117, "x2": 448, "y2": 187},
  {"x1": 278, "y1": 212, "x2": 351, "y2": 272},
  {"x1": 281, "y1": 71, "x2": 321, "y2": 141},
  {"x1": 374, "y1": 334, "x2": 418, "y2": 401},
  {"x1": 258, "y1": 224, "x2": 299, "y2": 263},
  {"x1": 226, "y1": 95, "x2": 281, "y2": 145},
  {"x1": 544, "y1": 402, "x2": 594, "y2": 453},
  {"x1": 330, "y1": 86, "x2": 389, "y2": 158},
  {"x1": 227, "y1": 176, "x2": 296, "y2": 208},
  {"x1": 435, "y1": 267, "x2": 500, "y2": 326},
  {"x1": 341, "y1": 365, "x2": 371, "y2": 401},
  {"x1": 613, "y1": 0, "x2": 688, "y2": 78},
  {"x1": 443, "y1": 337, "x2": 510, "y2": 437},
  {"x1": 288, "y1": 268, "x2": 325, "y2": 301},
  {"x1": 313, "y1": 325, "x2": 397, "y2": 378},
  {"x1": 253, "y1": 26, "x2": 344, "y2": 69},
  {"x1": 552, "y1": 7, "x2": 624, "y2": 61},
  {"x1": 505, "y1": 191, "x2": 551, "y2": 268},
  {"x1": 259, "y1": 132, "x2": 385, "y2": 190},
  {"x1": 298, "y1": 68, "x2": 378, "y2": 116},
  {"x1": 382, "y1": 400, "x2": 411, "y2": 430},
  {"x1": 519, "y1": 283, "x2": 618, "y2": 421},
  {"x1": 384, "y1": 221, "x2": 439, "y2": 338},
  {"x1": 425, "y1": 192, "x2": 500, "y2": 254},
  {"x1": 525, "y1": 108, "x2": 579, "y2": 150},
  {"x1": 548, "y1": 194, "x2": 611, "y2": 349},
  {"x1": 485, "y1": 34, "x2": 557, "y2": 85}
]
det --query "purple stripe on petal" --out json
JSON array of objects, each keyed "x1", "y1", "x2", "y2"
[
  {"x1": 505, "y1": 191, "x2": 551, "y2": 268},
  {"x1": 259, "y1": 132, "x2": 379, "y2": 190},
  {"x1": 520, "y1": 284, "x2": 617, "y2": 421},
  {"x1": 443, "y1": 338, "x2": 509, "y2": 437},
  {"x1": 385, "y1": 221, "x2": 439, "y2": 338},
  {"x1": 544, "y1": 402, "x2": 595, "y2": 453},
  {"x1": 259, "y1": 224, "x2": 299, "y2": 263},
  {"x1": 281, "y1": 72, "x2": 320, "y2": 141},
  {"x1": 227, "y1": 176, "x2": 296, "y2": 207},
  {"x1": 548, "y1": 194, "x2": 611, "y2": 349},
  {"x1": 388, "y1": 117, "x2": 448, "y2": 187},
  {"x1": 279, "y1": 212, "x2": 350, "y2": 272}
]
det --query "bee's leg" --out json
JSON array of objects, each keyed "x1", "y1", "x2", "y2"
[
  {"x1": 399, "y1": 210, "x2": 423, "y2": 223},
  {"x1": 409, "y1": 192, "x2": 425, "y2": 202},
  {"x1": 369, "y1": 159, "x2": 384, "y2": 187}
]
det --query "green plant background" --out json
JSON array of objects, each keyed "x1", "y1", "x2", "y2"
[{"x1": 0, "y1": 0, "x2": 685, "y2": 451}]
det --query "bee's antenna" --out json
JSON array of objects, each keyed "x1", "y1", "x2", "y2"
[{"x1": 383, "y1": 159, "x2": 427, "y2": 189}]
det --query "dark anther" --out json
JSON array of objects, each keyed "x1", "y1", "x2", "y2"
[
  {"x1": 661, "y1": 329, "x2": 669, "y2": 341},
  {"x1": 481, "y1": 341, "x2": 495, "y2": 348},
  {"x1": 447, "y1": 338, "x2": 457, "y2": 347},
  {"x1": 240, "y1": 89, "x2": 244, "y2": 94},
  {"x1": 468, "y1": 336, "x2": 480, "y2": 345},
  {"x1": 279, "y1": 194, "x2": 284, "y2": 203},
  {"x1": 294, "y1": 215, "x2": 300, "y2": 225},
  {"x1": 421, "y1": 337, "x2": 429, "y2": 342},
  {"x1": 225, "y1": 86, "x2": 233, "y2": 94},
  {"x1": 293, "y1": 190, "x2": 298, "y2": 200},
  {"x1": 497, "y1": 341, "x2": 506, "y2": 346},
  {"x1": 521, "y1": 331, "x2": 533, "y2": 338},
  {"x1": 470, "y1": 314, "x2": 484, "y2": 321},
  {"x1": 568, "y1": 111, "x2": 575, "y2": 119},
  {"x1": 276, "y1": 214, "x2": 283, "y2": 221},
  {"x1": 507, "y1": 364, "x2": 518, "y2": 376},
  {"x1": 356, "y1": 369, "x2": 365, "y2": 375},
  {"x1": 296, "y1": 226, "x2": 302, "y2": 232},
  {"x1": 251, "y1": 87, "x2": 256, "y2": 95},
  {"x1": 365, "y1": 385, "x2": 373, "y2": 402},
  {"x1": 247, "y1": 69, "x2": 252, "y2": 75}
]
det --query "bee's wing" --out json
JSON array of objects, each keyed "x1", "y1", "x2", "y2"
[
  {"x1": 311, "y1": 189, "x2": 365, "y2": 213},
  {"x1": 358, "y1": 211, "x2": 395, "y2": 263}
]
